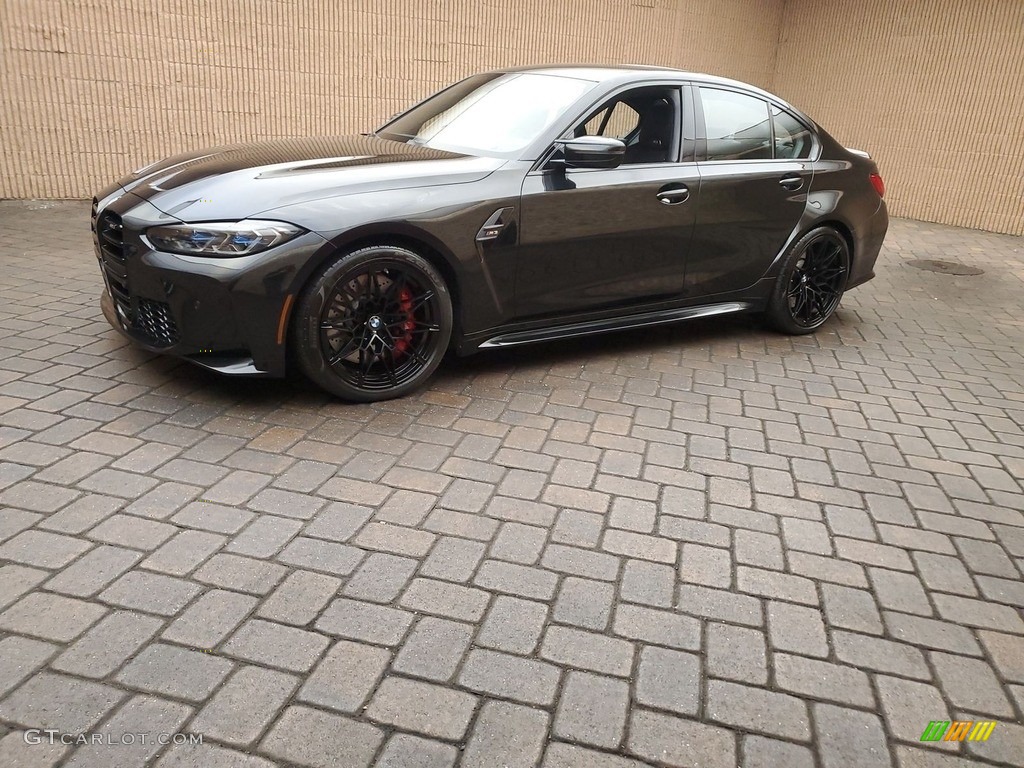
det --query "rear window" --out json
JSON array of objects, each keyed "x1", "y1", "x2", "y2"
[{"x1": 699, "y1": 88, "x2": 772, "y2": 161}]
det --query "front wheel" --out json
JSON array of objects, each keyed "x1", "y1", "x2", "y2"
[
  {"x1": 765, "y1": 227, "x2": 850, "y2": 335},
  {"x1": 294, "y1": 245, "x2": 453, "y2": 402}
]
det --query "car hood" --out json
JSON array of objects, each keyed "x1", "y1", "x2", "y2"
[{"x1": 115, "y1": 134, "x2": 505, "y2": 222}]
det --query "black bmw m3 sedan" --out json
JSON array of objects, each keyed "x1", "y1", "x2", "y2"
[{"x1": 92, "y1": 65, "x2": 888, "y2": 401}]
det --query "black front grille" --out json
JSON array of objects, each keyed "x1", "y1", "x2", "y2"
[
  {"x1": 97, "y1": 210, "x2": 125, "y2": 263},
  {"x1": 136, "y1": 299, "x2": 180, "y2": 347},
  {"x1": 93, "y1": 201, "x2": 180, "y2": 348},
  {"x1": 94, "y1": 211, "x2": 132, "y2": 325}
]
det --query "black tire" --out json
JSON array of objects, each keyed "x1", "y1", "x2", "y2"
[
  {"x1": 766, "y1": 227, "x2": 850, "y2": 335},
  {"x1": 294, "y1": 244, "x2": 453, "y2": 402}
]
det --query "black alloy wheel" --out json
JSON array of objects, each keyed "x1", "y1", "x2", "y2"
[
  {"x1": 767, "y1": 227, "x2": 850, "y2": 335},
  {"x1": 295, "y1": 245, "x2": 452, "y2": 401}
]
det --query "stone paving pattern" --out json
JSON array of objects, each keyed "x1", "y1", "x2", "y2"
[{"x1": 0, "y1": 200, "x2": 1022, "y2": 767}]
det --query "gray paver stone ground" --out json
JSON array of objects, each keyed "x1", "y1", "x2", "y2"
[{"x1": 1, "y1": 204, "x2": 1023, "y2": 767}]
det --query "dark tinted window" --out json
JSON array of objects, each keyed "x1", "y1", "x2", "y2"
[
  {"x1": 699, "y1": 88, "x2": 771, "y2": 161},
  {"x1": 772, "y1": 106, "x2": 813, "y2": 159}
]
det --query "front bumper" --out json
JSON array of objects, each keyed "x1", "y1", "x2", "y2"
[
  {"x1": 93, "y1": 192, "x2": 326, "y2": 377},
  {"x1": 100, "y1": 289, "x2": 273, "y2": 375}
]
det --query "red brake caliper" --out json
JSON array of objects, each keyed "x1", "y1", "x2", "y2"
[{"x1": 394, "y1": 288, "x2": 416, "y2": 357}]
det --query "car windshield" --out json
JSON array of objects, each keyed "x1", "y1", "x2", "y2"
[{"x1": 377, "y1": 72, "x2": 596, "y2": 158}]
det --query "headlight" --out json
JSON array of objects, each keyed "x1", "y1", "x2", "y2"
[{"x1": 145, "y1": 220, "x2": 304, "y2": 257}]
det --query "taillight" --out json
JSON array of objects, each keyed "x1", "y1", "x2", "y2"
[{"x1": 869, "y1": 173, "x2": 885, "y2": 198}]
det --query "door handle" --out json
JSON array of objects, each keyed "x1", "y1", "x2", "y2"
[
  {"x1": 779, "y1": 174, "x2": 804, "y2": 191},
  {"x1": 657, "y1": 184, "x2": 689, "y2": 205}
]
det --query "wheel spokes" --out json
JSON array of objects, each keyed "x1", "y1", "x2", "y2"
[
  {"x1": 786, "y1": 236, "x2": 847, "y2": 327},
  {"x1": 321, "y1": 319, "x2": 356, "y2": 331},
  {"x1": 318, "y1": 260, "x2": 443, "y2": 391},
  {"x1": 813, "y1": 265, "x2": 846, "y2": 282},
  {"x1": 792, "y1": 286, "x2": 807, "y2": 318},
  {"x1": 381, "y1": 271, "x2": 409, "y2": 309},
  {"x1": 327, "y1": 333, "x2": 361, "y2": 366},
  {"x1": 406, "y1": 289, "x2": 435, "y2": 314},
  {"x1": 382, "y1": 346, "x2": 399, "y2": 387}
]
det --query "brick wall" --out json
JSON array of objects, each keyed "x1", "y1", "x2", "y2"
[{"x1": 2, "y1": 0, "x2": 1022, "y2": 235}]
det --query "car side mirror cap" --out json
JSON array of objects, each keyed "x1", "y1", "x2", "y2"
[{"x1": 553, "y1": 136, "x2": 626, "y2": 170}]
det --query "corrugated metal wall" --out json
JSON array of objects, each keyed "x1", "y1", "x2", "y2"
[
  {"x1": 2, "y1": 0, "x2": 1022, "y2": 235},
  {"x1": 773, "y1": 0, "x2": 1024, "y2": 235},
  {"x1": 0, "y1": 0, "x2": 783, "y2": 197}
]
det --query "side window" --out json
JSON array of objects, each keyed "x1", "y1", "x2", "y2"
[
  {"x1": 572, "y1": 88, "x2": 680, "y2": 165},
  {"x1": 583, "y1": 102, "x2": 641, "y2": 141},
  {"x1": 772, "y1": 106, "x2": 813, "y2": 159},
  {"x1": 699, "y1": 88, "x2": 772, "y2": 161}
]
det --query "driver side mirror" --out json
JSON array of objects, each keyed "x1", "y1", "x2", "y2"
[{"x1": 552, "y1": 136, "x2": 626, "y2": 170}]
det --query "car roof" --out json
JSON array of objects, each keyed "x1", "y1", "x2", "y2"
[{"x1": 496, "y1": 64, "x2": 807, "y2": 122}]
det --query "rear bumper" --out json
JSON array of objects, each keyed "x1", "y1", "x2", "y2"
[{"x1": 847, "y1": 200, "x2": 888, "y2": 290}]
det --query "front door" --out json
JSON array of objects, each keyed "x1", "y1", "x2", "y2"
[{"x1": 515, "y1": 86, "x2": 698, "y2": 320}]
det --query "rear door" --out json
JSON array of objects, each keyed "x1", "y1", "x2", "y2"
[{"x1": 685, "y1": 86, "x2": 812, "y2": 296}]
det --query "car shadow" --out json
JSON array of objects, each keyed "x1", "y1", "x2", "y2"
[{"x1": 121, "y1": 308, "x2": 858, "y2": 406}]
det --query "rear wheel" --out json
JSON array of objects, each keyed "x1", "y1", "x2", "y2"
[
  {"x1": 294, "y1": 245, "x2": 452, "y2": 402},
  {"x1": 766, "y1": 227, "x2": 850, "y2": 335}
]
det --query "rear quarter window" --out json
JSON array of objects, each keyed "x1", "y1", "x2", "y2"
[{"x1": 772, "y1": 106, "x2": 813, "y2": 159}]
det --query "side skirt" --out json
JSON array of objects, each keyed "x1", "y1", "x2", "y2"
[{"x1": 476, "y1": 301, "x2": 754, "y2": 350}]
